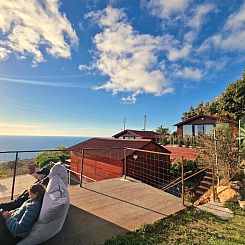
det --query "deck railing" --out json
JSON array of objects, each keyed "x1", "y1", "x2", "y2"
[{"x1": 0, "y1": 148, "x2": 213, "y2": 205}]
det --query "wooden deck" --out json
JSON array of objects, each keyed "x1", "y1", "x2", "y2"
[{"x1": 45, "y1": 177, "x2": 185, "y2": 245}]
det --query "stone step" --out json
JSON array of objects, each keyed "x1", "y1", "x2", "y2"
[
  {"x1": 197, "y1": 201, "x2": 233, "y2": 220},
  {"x1": 196, "y1": 189, "x2": 205, "y2": 195},
  {"x1": 200, "y1": 180, "x2": 212, "y2": 187},
  {"x1": 203, "y1": 176, "x2": 212, "y2": 181},
  {"x1": 197, "y1": 185, "x2": 209, "y2": 192},
  {"x1": 205, "y1": 172, "x2": 213, "y2": 178}
]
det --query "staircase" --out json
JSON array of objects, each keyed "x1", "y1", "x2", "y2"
[{"x1": 196, "y1": 169, "x2": 213, "y2": 197}]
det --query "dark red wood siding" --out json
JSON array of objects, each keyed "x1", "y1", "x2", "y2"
[{"x1": 70, "y1": 142, "x2": 170, "y2": 186}]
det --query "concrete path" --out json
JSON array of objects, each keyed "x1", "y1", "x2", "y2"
[
  {"x1": 0, "y1": 174, "x2": 36, "y2": 201},
  {"x1": 197, "y1": 201, "x2": 233, "y2": 220},
  {"x1": 44, "y1": 177, "x2": 185, "y2": 245}
]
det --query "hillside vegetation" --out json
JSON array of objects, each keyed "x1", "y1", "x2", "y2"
[{"x1": 182, "y1": 71, "x2": 245, "y2": 121}]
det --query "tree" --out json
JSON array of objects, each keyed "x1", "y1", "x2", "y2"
[
  {"x1": 156, "y1": 125, "x2": 170, "y2": 135},
  {"x1": 156, "y1": 125, "x2": 171, "y2": 145},
  {"x1": 182, "y1": 71, "x2": 245, "y2": 121},
  {"x1": 241, "y1": 128, "x2": 245, "y2": 148},
  {"x1": 196, "y1": 125, "x2": 239, "y2": 182},
  {"x1": 182, "y1": 106, "x2": 197, "y2": 120},
  {"x1": 35, "y1": 146, "x2": 70, "y2": 169}
]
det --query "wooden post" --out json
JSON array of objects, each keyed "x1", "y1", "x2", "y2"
[
  {"x1": 68, "y1": 169, "x2": 71, "y2": 185},
  {"x1": 80, "y1": 150, "x2": 84, "y2": 187},
  {"x1": 181, "y1": 156, "x2": 185, "y2": 206},
  {"x1": 212, "y1": 162, "x2": 216, "y2": 201},
  {"x1": 11, "y1": 152, "x2": 18, "y2": 200},
  {"x1": 124, "y1": 148, "x2": 127, "y2": 180}
]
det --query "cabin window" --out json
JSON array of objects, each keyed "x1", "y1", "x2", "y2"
[
  {"x1": 194, "y1": 125, "x2": 204, "y2": 135},
  {"x1": 183, "y1": 125, "x2": 192, "y2": 136},
  {"x1": 204, "y1": 124, "x2": 214, "y2": 135}
]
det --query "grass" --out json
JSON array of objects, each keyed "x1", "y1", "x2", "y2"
[{"x1": 105, "y1": 203, "x2": 245, "y2": 245}]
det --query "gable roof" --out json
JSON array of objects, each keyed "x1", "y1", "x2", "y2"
[
  {"x1": 174, "y1": 114, "x2": 237, "y2": 126},
  {"x1": 164, "y1": 146, "x2": 197, "y2": 160},
  {"x1": 112, "y1": 129, "x2": 160, "y2": 139},
  {"x1": 69, "y1": 138, "x2": 170, "y2": 161},
  {"x1": 70, "y1": 137, "x2": 151, "y2": 151}
]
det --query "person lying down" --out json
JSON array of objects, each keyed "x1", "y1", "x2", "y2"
[{"x1": 0, "y1": 184, "x2": 45, "y2": 245}]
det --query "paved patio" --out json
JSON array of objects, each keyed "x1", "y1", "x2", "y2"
[{"x1": 44, "y1": 177, "x2": 185, "y2": 245}]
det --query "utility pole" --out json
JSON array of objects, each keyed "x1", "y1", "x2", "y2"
[
  {"x1": 143, "y1": 114, "x2": 147, "y2": 131},
  {"x1": 123, "y1": 116, "x2": 127, "y2": 130}
]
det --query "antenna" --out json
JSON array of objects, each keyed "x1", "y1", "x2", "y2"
[{"x1": 123, "y1": 116, "x2": 128, "y2": 130}]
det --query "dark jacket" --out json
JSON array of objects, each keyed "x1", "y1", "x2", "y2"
[{"x1": 6, "y1": 200, "x2": 42, "y2": 238}]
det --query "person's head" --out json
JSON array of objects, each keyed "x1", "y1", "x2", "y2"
[
  {"x1": 36, "y1": 168, "x2": 50, "y2": 180},
  {"x1": 29, "y1": 184, "x2": 45, "y2": 202}
]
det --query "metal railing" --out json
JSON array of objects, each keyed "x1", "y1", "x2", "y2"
[{"x1": 0, "y1": 147, "x2": 211, "y2": 206}]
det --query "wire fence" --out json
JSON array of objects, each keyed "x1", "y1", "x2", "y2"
[{"x1": 0, "y1": 147, "x2": 210, "y2": 205}]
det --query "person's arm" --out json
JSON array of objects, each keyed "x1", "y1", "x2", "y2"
[
  {"x1": 40, "y1": 176, "x2": 49, "y2": 186},
  {"x1": 6, "y1": 203, "x2": 40, "y2": 236}
]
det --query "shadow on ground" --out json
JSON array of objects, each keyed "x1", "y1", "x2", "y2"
[
  {"x1": 0, "y1": 184, "x2": 7, "y2": 192},
  {"x1": 42, "y1": 205, "x2": 128, "y2": 245}
]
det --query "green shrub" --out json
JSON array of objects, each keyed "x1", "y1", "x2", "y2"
[
  {"x1": 231, "y1": 170, "x2": 245, "y2": 181},
  {"x1": 184, "y1": 137, "x2": 191, "y2": 148},
  {"x1": 170, "y1": 159, "x2": 199, "y2": 177},
  {"x1": 35, "y1": 146, "x2": 70, "y2": 168}
]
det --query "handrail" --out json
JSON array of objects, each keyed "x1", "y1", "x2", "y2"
[
  {"x1": 0, "y1": 148, "x2": 125, "y2": 154},
  {"x1": 66, "y1": 168, "x2": 96, "y2": 185},
  {"x1": 125, "y1": 147, "x2": 171, "y2": 156},
  {"x1": 162, "y1": 170, "x2": 192, "y2": 190},
  {"x1": 162, "y1": 168, "x2": 207, "y2": 191},
  {"x1": 0, "y1": 149, "x2": 69, "y2": 154}
]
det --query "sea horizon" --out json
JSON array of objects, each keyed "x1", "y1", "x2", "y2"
[
  {"x1": 0, "y1": 135, "x2": 89, "y2": 162},
  {"x1": 0, "y1": 134, "x2": 89, "y2": 137}
]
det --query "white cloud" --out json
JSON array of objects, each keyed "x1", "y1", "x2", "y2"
[
  {"x1": 142, "y1": 0, "x2": 189, "y2": 19},
  {"x1": 0, "y1": 0, "x2": 78, "y2": 65},
  {"x1": 224, "y1": 3, "x2": 245, "y2": 31},
  {"x1": 0, "y1": 76, "x2": 88, "y2": 88},
  {"x1": 174, "y1": 67, "x2": 202, "y2": 80},
  {"x1": 121, "y1": 92, "x2": 140, "y2": 104},
  {"x1": 187, "y1": 3, "x2": 214, "y2": 30},
  {"x1": 168, "y1": 44, "x2": 191, "y2": 61},
  {"x1": 85, "y1": 6, "x2": 173, "y2": 103},
  {"x1": 142, "y1": 2, "x2": 215, "y2": 63},
  {"x1": 204, "y1": 59, "x2": 227, "y2": 71},
  {"x1": 199, "y1": 2, "x2": 245, "y2": 52},
  {"x1": 0, "y1": 46, "x2": 10, "y2": 60},
  {"x1": 78, "y1": 64, "x2": 93, "y2": 71},
  {"x1": 183, "y1": 3, "x2": 215, "y2": 43}
]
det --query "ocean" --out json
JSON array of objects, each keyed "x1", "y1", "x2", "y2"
[{"x1": 0, "y1": 135, "x2": 88, "y2": 162}]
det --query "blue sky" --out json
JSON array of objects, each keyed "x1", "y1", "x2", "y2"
[{"x1": 0, "y1": 0, "x2": 244, "y2": 136}]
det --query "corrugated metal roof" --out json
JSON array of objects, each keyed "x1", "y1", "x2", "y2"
[{"x1": 113, "y1": 129, "x2": 160, "y2": 139}]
